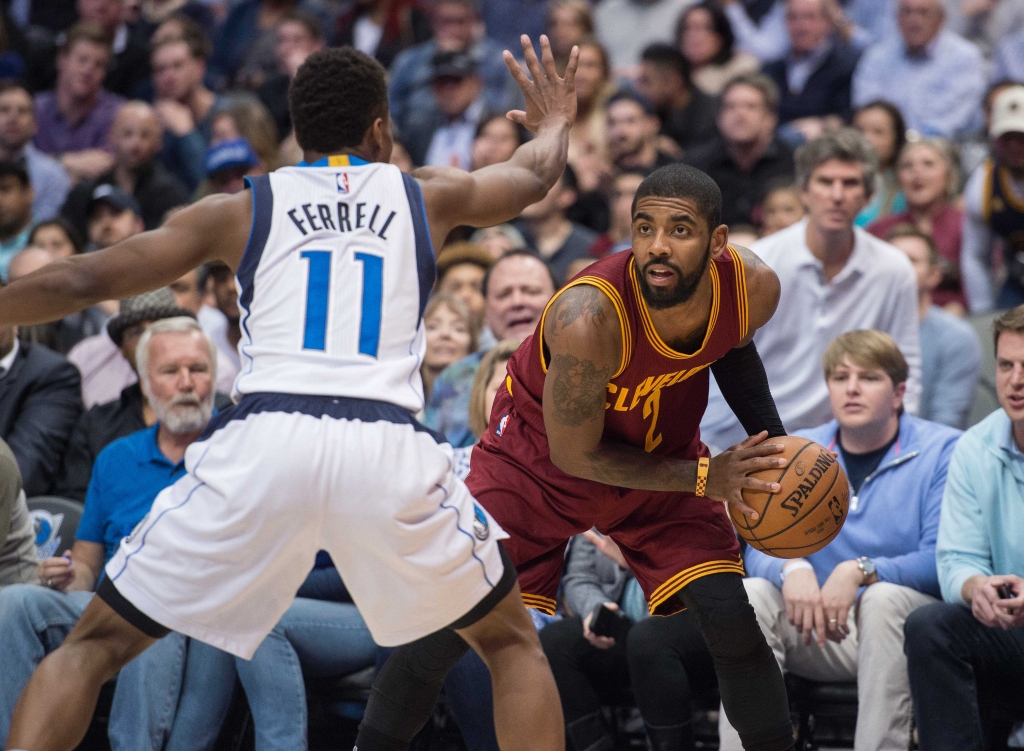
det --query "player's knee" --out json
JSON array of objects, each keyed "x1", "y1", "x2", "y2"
[{"x1": 682, "y1": 575, "x2": 769, "y2": 667}]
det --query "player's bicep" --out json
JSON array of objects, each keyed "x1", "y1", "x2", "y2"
[
  {"x1": 416, "y1": 165, "x2": 546, "y2": 241},
  {"x1": 541, "y1": 286, "x2": 622, "y2": 466}
]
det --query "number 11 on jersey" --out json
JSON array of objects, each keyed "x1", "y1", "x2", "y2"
[{"x1": 300, "y1": 250, "x2": 383, "y2": 357}]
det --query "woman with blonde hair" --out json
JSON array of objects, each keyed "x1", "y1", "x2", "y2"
[
  {"x1": 420, "y1": 295, "x2": 478, "y2": 402},
  {"x1": 869, "y1": 138, "x2": 965, "y2": 310}
]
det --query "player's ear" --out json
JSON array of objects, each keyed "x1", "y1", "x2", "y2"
[{"x1": 709, "y1": 223, "x2": 730, "y2": 256}]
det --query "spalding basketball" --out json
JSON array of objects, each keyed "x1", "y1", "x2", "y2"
[{"x1": 730, "y1": 436, "x2": 849, "y2": 558}]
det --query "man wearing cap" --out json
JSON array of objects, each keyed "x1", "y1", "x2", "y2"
[
  {"x1": 0, "y1": 161, "x2": 35, "y2": 282},
  {"x1": 0, "y1": 283, "x2": 81, "y2": 498},
  {"x1": 60, "y1": 102, "x2": 190, "y2": 239},
  {"x1": 435, "y1": 241, "x2": 493, "y2": 334},
  {"x1": 85, "y1": 184, "x2": 144, "y2": 254},
  {"x1": 58, "y1": 288, "x2": 232, "y2": 502},
  {"x1": 406, "y1": 49, "x2": 489, "y2": 169},
  {"x1": 961, "y1": 85, "x2": 1024, "y2": 312},
  {"x1": 204, "y1": 138, "x2": 263, "y2": 196}
]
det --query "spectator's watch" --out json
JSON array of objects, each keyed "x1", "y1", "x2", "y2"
[{"x1": 856, "y1": 557, "x2": 876, "y2": 584}]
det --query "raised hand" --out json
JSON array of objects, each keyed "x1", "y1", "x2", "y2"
[{"x1": 502, "y1": 34, "x2": 579, "y2": 133}]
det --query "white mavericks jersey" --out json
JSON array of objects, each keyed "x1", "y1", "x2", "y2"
[{"x1": 232, "y1": 156, "x2": 436, "y2": 412}]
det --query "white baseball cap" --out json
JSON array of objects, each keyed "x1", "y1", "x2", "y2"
[{"x1": 991, "y1": 85, "x2": 1024, "y2": 139}]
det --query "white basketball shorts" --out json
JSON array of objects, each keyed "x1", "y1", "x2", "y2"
[{"x1": 102, "y1": 393, "x2": 509, "y2": 658}]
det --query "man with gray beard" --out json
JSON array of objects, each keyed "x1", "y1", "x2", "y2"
[{"x1": 0, "y1": 317, "x2": 217, "y2": 746}]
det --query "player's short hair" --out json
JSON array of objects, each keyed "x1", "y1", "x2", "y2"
[
  {"x1": 993, "y1": 306, "x2": 1024, "y2": 351},
  {"x1": 469, "y1": 339, "x2": 520, "y2": 438},
  {"x1": 631, "y1": 163, "x2": 722, "y2": 231},
  {"x1": 885, "y1": 223, "x2": 939, "y2": 266},
  {"x1": 795, "y1": 128, "x2": 878, "y2": 201},
  {"x1": 61, "y1": 21, "x2": 114, "y2": 55},
  {"x1": 482, "y1": 249, "x2": 559, "y2": 298},
  {"x1": 822, "y1": 330, "x2": 908, "y2": 386},
  {"x1": 289, "y1": 48, "x2": 389, "y2": 154},
  {"x1": 136, "y1": 317, "x2": 217, "y2": 392}
]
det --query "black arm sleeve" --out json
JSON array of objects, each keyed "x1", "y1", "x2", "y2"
[{"x1": 710, "y1": 341, "x2": 786, "y2": 438}]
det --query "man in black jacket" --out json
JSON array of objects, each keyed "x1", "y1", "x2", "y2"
[
  {"x1": 60, "y1": 102, "x2": 190, "y2": 236},
  {"x1": 763, "y1": 0, "x2": 860, "y2": 127},
  {"x1": 0, "y1": 299, "x2": 81, "y2": 498}
]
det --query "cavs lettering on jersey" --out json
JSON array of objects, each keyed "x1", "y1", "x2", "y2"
[
  {"x1": 468, "y1": 247, "x2": 750, "y2": 617},
  {"x1": 503, "y1": 246, "x2": 748, "y2": 469},
  {"x1": 233, "y1": 155, "x2": 435, "y2": 411}
]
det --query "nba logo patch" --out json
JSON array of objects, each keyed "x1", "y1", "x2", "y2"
[
  {"x1": 496, "y1": 414, "x2": 509, "y2": 436},
  {"x1": 472, "y1": 503, "x2": 490, "y2": 540},
  {"x1": 335, "y1": 172, "x2": 350, "y2": 194}
]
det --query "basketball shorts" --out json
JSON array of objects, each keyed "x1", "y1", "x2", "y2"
[
  {"x1": 102, "y1": 393, "x2": 508, "y2": 658},
  {"x1": 466, "y1": 442, "x2": 743, "y2": 617}
]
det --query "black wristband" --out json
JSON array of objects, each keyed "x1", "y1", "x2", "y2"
[{"x1": 711, "y1": 341, "x2": 786, "y2": 438}]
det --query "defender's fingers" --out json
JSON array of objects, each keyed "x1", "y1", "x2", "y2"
[
  {"x1": 563, "y1": 45, "x2": 580, "y2": 88},
  {"x1": 520, "y1": 34, "x2": 544, "y2": 84},
  {"x1": 503, "y1": 51, "x2": 531, "y2": 87},
  {"x1": 736, "y1": 442, "x2": 787, "y2": 458},
  {"x1": 506, "y1": 110, "x2": 528, "y2": 125},
  {"x1": 538, "y1": 34, "x2": 558, "y2": 80},
  {"x1": 737, "y1": 456, "x2": 788, "y2": 473},
  {"x1": 731, "y1": 431, "x2": 769, "y2": 450}
]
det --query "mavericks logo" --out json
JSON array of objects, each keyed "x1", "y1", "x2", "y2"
[{"x1": 472, "y1": 503, "x2": 490, "y2": 541}]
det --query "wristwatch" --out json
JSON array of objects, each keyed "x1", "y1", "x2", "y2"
[{"x1": 856, "y1": 556, "x2": 876, "y2": 584}]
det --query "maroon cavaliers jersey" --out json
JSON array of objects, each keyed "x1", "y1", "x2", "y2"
[
  {"x1": 484, "y1": 246, "x2": 749, "y2": 472},
  {"x1": 470, "y1": 247, "x2": 751, "y2": 616}
]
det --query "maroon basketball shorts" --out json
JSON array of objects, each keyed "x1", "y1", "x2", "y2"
[{"x1": 466, "y1": 442, "x2": 744, "y2": 616}]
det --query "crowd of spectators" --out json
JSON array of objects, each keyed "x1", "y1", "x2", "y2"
[{"x1": 0, "y1": 0, "x2": 1022, "y2": 749}]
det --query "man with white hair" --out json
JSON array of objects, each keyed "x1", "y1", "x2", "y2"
[
  {"x1": 852, "y1": 0, "x2": 985, "y2": 138},
  {"x1": 0, "y1": 317, "x2": 217, "y2": 745}
]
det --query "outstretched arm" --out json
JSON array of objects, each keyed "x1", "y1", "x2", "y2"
[
  {"x1": 416, "y1": 35, "x2": 578, "y2": 247},
  {"x1": 0, "y1": 191, "x2": 251, "y2": 326},
  {"x1": 542, "y1": 284, "x2": 783, "y2": 519}
]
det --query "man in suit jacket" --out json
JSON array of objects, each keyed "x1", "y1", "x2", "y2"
[
  {"x1": 0, "y1": 314, "x2": 81, "y2": 498},
  {"x1": 763, "y1": 0, "x2": 860, "y2": 126}
]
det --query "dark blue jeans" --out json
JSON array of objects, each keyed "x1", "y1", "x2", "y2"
[{"x1": 904, "y1": 601, "x2": 1024, "y2": 750}]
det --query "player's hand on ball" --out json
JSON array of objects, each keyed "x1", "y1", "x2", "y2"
[
  {"x1": 781, "y1": 566, "x2": 827, "y2": 647},
  {"x1": 502, "y1": 34, "x2": 579, "y2": 132},
  {"x1": 706, "y1": 431, "x2": 787, "y2": 520}
]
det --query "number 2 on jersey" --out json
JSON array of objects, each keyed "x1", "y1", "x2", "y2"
[{"x1": 300, "y1": 250, "x2": 383, "y2": 357}]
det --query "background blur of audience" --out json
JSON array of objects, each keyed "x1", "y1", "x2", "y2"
[{"x1": 1, "y1": 0, "x2": 1024, "y2": 748}]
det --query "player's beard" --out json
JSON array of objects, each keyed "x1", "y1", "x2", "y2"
[
  {"x1": 153, "y1": 392, "x2": 215, "y2": 434},
  {"x1": 636, "y1": 241, "x2": 712, "y2": 310}
]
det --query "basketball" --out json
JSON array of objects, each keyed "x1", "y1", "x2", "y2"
[{"x1": 729, "y1": 436, "x2": 850, "y2": 558}]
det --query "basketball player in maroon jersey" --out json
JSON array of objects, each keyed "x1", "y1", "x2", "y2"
[{"x1": 359, "y1": 165, "x2": 796, "y2": 751}]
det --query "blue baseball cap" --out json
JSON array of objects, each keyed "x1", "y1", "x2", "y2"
[{"x1": 205, "y1": 138, "x2": 258, "y2": 177}]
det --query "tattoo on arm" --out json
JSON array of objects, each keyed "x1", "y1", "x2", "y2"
[
  {"x1": 550, "y1": 353, "x2": 610, "y2": 426},
  {"x1": 551, "y1": 286, "x2": 606, "y2": 331}
]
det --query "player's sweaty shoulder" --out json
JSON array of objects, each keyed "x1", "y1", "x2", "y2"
[
  {"x1": 732, "y1": 244, "x2": 780, "y2": 331},
  {"x1": 543, "y1": 283, "x2": 623, "y2": 368}
]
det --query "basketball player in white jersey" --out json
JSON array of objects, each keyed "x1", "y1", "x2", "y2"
[{"x1": 0, "y1": 38, "x2": 576, "y2": 751}]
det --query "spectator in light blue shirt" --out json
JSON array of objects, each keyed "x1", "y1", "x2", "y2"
[
  {"x1": 904, "y1": 306, "x2": 1024, "y2": 750},
  {"x1": 887, "y1": 225, "x2": 982, "y2": 429},
  {"x1": 992, "y1": 27, "x2": 1024, "y2": 84},
  {"x1": 718, "y1": 330, "x2": 960, "y2": 751},
  {"x1": 851, "y1": 0, "x2": 986, "y2": 138}
]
